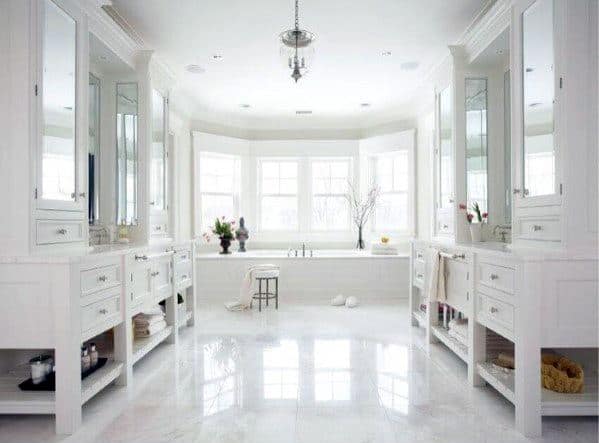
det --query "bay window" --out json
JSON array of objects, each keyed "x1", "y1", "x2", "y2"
[
  {"x1": 371, "y1": 151, "x2": 410, "y2": 232},
  {"x1": 198, "y1": 152, "x2": 240, "y2": 231},
  {"x1": 258, "y1": 159, "x2": 299, "y2": 230},
  {"x1": 311, "y1": 159, "x2": 351, "y2": 230}
]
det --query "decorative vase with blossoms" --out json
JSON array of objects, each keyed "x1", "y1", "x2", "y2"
[
  {"x1": 459, "y1": 202, "x2": 488, "y2": 242},
  {"x1": 202, "y1": 217, "x2": 236, "y2": 254}
]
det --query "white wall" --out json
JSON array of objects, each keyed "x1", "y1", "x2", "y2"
[{"x1": 170, "y1": 110, "x2": 193, "y2": 241}]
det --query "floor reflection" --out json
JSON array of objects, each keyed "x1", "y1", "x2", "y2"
[
  {"x1": 263, "y1": 339, "x2": 299, "y2": 400},
  {"x1": 202, "y1": 339, "x2": 242, "y2": 416},
  {"x1": 314, "y1": 339, "x2": 351, "y2": 402},
  {"x1": 376, "y1": 344, "x2": 409, "y2": 415}
]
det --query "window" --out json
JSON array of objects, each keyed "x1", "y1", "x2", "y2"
[
  {"x1": 259, "y1": 160, "x2": 298, "y2": 230},
  {"x1": 263, "y1": 340, "x2": 299, "y2": 400},
  {"x1": 371, "y1": 151, "x2": 410, "y2": 232},
  {"x1": 311, "y1": 159, "x2": 351, "y2": 230},
  {"x1": 314, "y1": 340, "x2": 351, "y2": 402},
  {"x1": 199, "y1": 152, "x2": 240, "y2": 231}
]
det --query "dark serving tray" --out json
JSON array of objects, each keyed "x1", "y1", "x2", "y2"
[{"x1": 18, "y1": 357, "x2": 108, "y2": 391}]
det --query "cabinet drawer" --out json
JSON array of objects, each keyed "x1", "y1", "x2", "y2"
[
  {"x1": 175, "y1": 261, "x2": 192, "y2": 287},
  {"x1": 413, "y1": 261, "x2": 425, "y2": 289},
  {"x1": 478, "y1": 262, "x2": 515, "y2": 295},
  {"x1": 36, "y1": 219, "x2": 85, "y2": 245},
  {"x1": 517, "y1": 217, "x2": 560, "y2": 242},
  {"x1": 477, "y1": 293, "x2": 514, "y2": 338},
  {"x1": 413, "y1": 247, "x2": 426, "y2": 263},
  {"x1": 81, "y1": 264, "x2": 121, "y2": 297},
  {"x1": 174, "y1": 249, "x2": 192, "y2": 263},
  {"x1": 81, "y1": 293, "x2": 121, "y2": 334}
]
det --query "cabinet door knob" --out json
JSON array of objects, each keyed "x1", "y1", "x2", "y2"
[
  {"x1": 531, "y1": 225, "x2": 542, "y2": 232},
  {"x1": 57, "y1": 228, "x2": 67, "y2": 235},
  {"x1": 99, "y1": 309, "x2": 108, "y2": 315},
  {"x1": 79, "y1": 192, "x2": 86, "y2": 198},
  {"x1": 98, "y1": 275, "x2": 107, "y2": 282},
  {"x1": 513, "y1": 188, "x2": 521, "y2": 195},
  {"x1": 490, "y1": 274, "x2": 499, "y2": 280},
  {"x1": 489, "y1": 307, "x2": 498, "y2": 314}
]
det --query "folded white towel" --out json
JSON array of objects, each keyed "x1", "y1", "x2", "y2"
[
  {"x1": 134, "y1": 320, "x2": 167, "y2": 338},
  {"x1": 133, "y1": 313, "x2": 165, "y2": 327}
]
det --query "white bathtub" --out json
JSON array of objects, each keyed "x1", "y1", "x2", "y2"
[{"x1": 195, "y1": 249, "x2": 409, "y2": 303}]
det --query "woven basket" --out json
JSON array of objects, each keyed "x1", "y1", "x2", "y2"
[{"x1": 541, "y1": 354, "x2": 584, "y2": 394}]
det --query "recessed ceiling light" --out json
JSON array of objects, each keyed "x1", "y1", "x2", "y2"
[
  {"x1": 400, "y1": 61, "x2": 419, "y2": 71},
  {"x1": 381, "y1": 50, "x2": 392, "y2": 57},
  {"x1": 211, "y1": 54, "x2": 224, "y2": 61},
  {"x1": 296, "y1": 110, "x2": 312, "y2": 115},
  {"x1": 360, "y1": 103, "x2": 371, "y2": 108},
  {"x1": 239, "y1": 103, "x2": 251, "y2": 109},
  {"x1": 185, "y1": 64, "x2": 205, "y2": 74}
]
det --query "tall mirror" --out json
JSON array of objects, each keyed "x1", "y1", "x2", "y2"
[
  {"x1": 522, "y1": 0, "x2": 555, "y2": 197},
  {"x1": 116, "y1": 83, "x2": 139, "y2": 225},
  {"x1": 465, "y1": 78, "x2": 488, "y2": 219},
  {"x1": 88, "y1": 74, "x2": 101, "y2": 223},
  {"x1": 151, "y1": 90, "x2": 167, "y2": 210},
  {"x1": 438, "y1": 86, "x2": 453, "y2": 209},
  {"x1": 41, "y1": 0, "x2": 77, "y2": 203}
]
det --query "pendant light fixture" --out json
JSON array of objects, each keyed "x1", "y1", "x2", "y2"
[{"x1": 280, "y1": 0, "x2": 315, "y2": 83}]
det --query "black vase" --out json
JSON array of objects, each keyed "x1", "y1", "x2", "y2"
[
  {"x1": 219, "y1": 236, "x2": 232, "y2": 254},
  {"x1": 356, "y1": 226, "x2": 365, "y2": 250}
]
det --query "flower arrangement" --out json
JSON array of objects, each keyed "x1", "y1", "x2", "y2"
[
  {"x1": 202, "y1": 217, "x2": 236, "y2": 254},
  {"x1": 459, "y1": 202, "x2": 488, "y2": 224}
]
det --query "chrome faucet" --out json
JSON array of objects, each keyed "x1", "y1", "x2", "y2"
[{"x1": 302, "y1": 242, "x2": 306, "y2": 257}]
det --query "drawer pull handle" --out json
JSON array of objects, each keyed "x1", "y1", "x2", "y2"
[
  {"x1": 135, "y1": 254, "x2": 148, "y2": 261},
  {"x1": 57, "y1": 228, "x2": 67, "y2": 235},
  {"x1": 98, "y1": 275, "x2": 107, "y2": 282},
  {"x1": 531, "y1": 225, "x2": 543, "y2": 232},
  {"x1": 489, "y1": 307, "x2": 498, "y2": 314},
  {"x1": 181, "y1": 275, "x2": 188, "y2": 279},
  {"x1": 416, "y1": 254, "x2": 423, "y2": 259},
  {"x1": 155, "y1": 225, "x2": 162, "y2": 231},
  {"x1": 416, "y1": 274, "x2": 423, "y2": 279},
  {"x1": 442, "y1": 224, "x2": 449, "y2": 229},
  {"x1": 151, "y1": 271, "x2": 159, "y2": 277},
  {"x1": 99, "y1": 309, "x2": 108, "y2": 315},
  {"x1": 490, "y1": 274, "x2": 499, "y2": 280}
]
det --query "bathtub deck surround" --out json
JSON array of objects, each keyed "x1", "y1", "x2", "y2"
[{"x1": 196, "y1": 250, "x2": 409, "y2": 303}]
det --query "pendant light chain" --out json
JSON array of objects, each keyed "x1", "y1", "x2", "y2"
[{"x1": 295, "y1": 0, "x2": 299, "y2": 31}]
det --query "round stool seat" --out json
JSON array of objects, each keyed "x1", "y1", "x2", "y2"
[{"x1": 254, "y1": 268, "x2": 280, "y2": 279}]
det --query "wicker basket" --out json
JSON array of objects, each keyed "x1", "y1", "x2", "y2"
[{"x1": 541, "y1": 354, "x2": 584, "y2": 394}]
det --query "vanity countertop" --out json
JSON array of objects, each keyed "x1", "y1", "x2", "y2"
[{"x1": 0, "y1": 239, "x2": 194, "y2": 264}]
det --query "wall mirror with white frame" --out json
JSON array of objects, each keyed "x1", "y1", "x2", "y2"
[
  {"x1": 433, "y1": 85, "x2": 454, "y2": 238},
  {"x1": 88, "y1": 32, "x2": 138, "y2": 241},
  {"x1": 37, "y1": 0, "x2": 81, "y2": 212},
  {"x1": 464, "y1": 26, "x2": 512, "y2": 241},
  {"x1": 149, "y1": 88, "x2": 171, "y2": 238}
]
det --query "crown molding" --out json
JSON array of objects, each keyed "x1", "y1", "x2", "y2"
[{"x1": 459, "y1": 0, "x2": 511, "y2": 63}]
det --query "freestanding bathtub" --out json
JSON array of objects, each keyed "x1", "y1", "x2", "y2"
[{"x1": 195, "y1": 249, "x2": 409, "y2": 303}]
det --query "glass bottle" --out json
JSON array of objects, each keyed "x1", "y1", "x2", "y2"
[
  {"x1": 81, "y1": 347, "x2": 91, "y2": 373},
  {"x1": 89, "y1": 343, "x2": 99, "y2": 368}
]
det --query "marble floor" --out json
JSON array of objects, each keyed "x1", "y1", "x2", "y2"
[{"x1": 0, "y1": 302, "x2": 596, "y2": 443}]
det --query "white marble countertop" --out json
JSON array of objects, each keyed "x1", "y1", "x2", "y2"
[
  {"x1": 0, "y1": 240, "x2": 194, "y2": 264},
  {"x1": 195, "y1": 249, "x2": 409, "y2": 260}
]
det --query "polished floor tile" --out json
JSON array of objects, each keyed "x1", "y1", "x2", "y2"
[{"x1": 0, "y1": 302, "x2": 596, "y2": 443}]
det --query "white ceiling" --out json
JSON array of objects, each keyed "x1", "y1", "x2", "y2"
[{"x1": 111, "y1": 0, "x2": 489, "y2": 130}]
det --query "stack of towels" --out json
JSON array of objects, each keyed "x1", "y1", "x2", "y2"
[
  {"x1": 371, "y1": 243, "x2": 399, "y2": 255},
  {"x1": 447, "y1": 318, "x2": 468, "y2": 346},
  {"x1": 133, "y1": 310, "x2": 167, "y2": 338}
]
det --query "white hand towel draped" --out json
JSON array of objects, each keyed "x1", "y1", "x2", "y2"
[
  {"x1": 225, "y1": 264, "x2": 279, "y2": 311},
  {"x1": 427, "y1": 249, "x2": 447, "y2": 302}
]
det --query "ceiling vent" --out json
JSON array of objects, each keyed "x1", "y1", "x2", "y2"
[
  {"x1": 295, "y1": 110, "x2": 312, "y2": 115},
  {"x1": 101, "y1": 5, "x2": 145, "y2": 47}
]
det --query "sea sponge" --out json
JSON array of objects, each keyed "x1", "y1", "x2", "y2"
[{"x1": 541, "y1": 354, "x2": 584, "y2": 394}]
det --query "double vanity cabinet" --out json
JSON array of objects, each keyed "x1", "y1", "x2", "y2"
[
  {"x1": 0, "y1": 242, "x2": 196, "y2": 434},
  {"x1": 412, "y1": 0, "x2": 597, "y2": 437},
  {"x1": 0, "y1": 0, "x2": 193, "y2": 435},
  {"x1": 410, "y1": 241, "x2": 597, "y2": 436}
]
